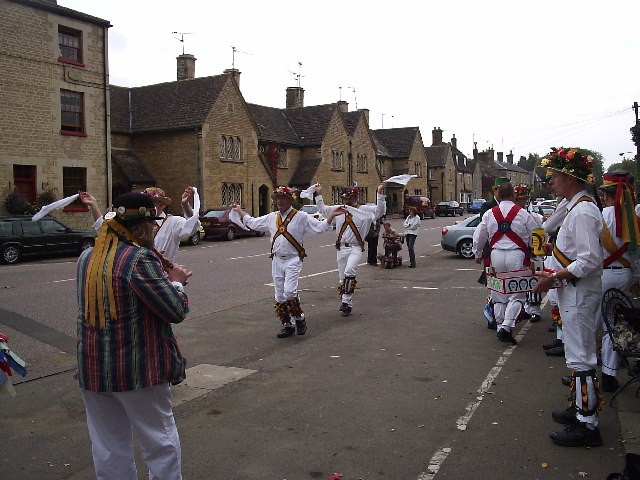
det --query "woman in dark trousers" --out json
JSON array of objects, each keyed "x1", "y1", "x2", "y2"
[{"x1": 403, "y1": 207, "x2": 420, "y2": 267}]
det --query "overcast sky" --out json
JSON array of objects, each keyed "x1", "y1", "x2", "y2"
[{"x1": 61, "y1": 0, "x2": 640, "y2": 169}]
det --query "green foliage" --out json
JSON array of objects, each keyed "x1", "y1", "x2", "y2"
[
  {"x1": 607, "y1": 159, "x2": 638, "y2": 179},
  {"x1": 631, "y1": 124, "x2": 640, "y2": 147},
  {"x1": 5, "y1": 191, "x2": 35, "y2": 215},
  {"x1": 517, "y1": 153, "x2": 541, "y2": 172}
]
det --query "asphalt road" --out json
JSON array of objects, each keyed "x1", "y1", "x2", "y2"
[{"x1": 0, "y1": 214, "x2": 627, "y2": 479}]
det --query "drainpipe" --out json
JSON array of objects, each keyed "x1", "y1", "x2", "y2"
[
  {"x1": 195, "y1": 127, "x2": 202, "y2": 208},
  {"x1": 103, "y1": 25, "x2": 112, "y2": 208}
]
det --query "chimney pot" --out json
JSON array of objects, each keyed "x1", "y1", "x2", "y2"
[
  {"x1": 177, "y1": 54, "x2": 196, "y2": 81},
  {"x1": 286, "y1": 86, "x2": 304, "y2": 108}
]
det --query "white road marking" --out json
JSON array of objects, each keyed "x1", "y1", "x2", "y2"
[
  {"x1": 413, "y1": 287, "x2": 438, "y2": 290},
  {"x1": 52, "y1": 278, "x2": 74, "y2": 283},
  {"x1": 228, "y1": 253, "x2": 270, "y2": 260},
  {"x1": 418, "y1": 297, "x2": 548, "y2": 479}
]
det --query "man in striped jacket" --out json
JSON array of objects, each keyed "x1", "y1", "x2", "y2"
[{"x1": 76, "y1": 192, "x2": 192, "y2": 480}]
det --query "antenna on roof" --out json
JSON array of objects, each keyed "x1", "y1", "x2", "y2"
[
  {"x1": 231, "y1": 46, "x2": 253, "y2": 70},
  {"x1": 288, "y1": 62, "x2": 304, "y2": 88},
  {"x1": 172, "y1": 32, "x2": 193, "y2": 55},
  {"x1": 349, "y1": 87, "x2": 357, "y2": 110}
]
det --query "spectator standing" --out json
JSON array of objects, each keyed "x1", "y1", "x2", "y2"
[{"x1": 403, "y1": 207, "x2": 420, "y2": 268}]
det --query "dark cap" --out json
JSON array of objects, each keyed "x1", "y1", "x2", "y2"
[{"x1": 107, "y1": 192, "x2": 162, "y2": 223}]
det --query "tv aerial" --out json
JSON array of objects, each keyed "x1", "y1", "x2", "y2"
[
  {"x1": 288, "y1": 62, "x2": 304, "y2": 88},
  {"x1": 172, "y1": 32, "x2": 194, "y2": 55},
  {"x1": 231, "y1": 46, "x2": 253, "y2": 70}
]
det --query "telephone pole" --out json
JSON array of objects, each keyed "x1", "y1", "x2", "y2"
[{"x1": 634, "y1": 101, "x2": 639, "y2": 192}]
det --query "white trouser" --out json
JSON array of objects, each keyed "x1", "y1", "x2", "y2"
[
  {"x1": 272, "y1": 255, "x2": 303, "y2": 304},
  {"x1": 80, "y1": 384, "x2": 182, "y2": 480},
  {"x1": 598, "y1": 268, "x2": 632, "y2": 376},
  {"x1": 337, "y1": 245, "x2": 362, "y2": 306},
  {"x1": 490, "y1": 249, "x2": 526, "y2": 332}
]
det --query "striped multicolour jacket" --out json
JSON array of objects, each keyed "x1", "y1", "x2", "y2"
[{"x1": 76, "y1": 242, "x2": 189, "y2": 392}]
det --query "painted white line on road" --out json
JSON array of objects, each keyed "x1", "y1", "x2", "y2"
[
  {"x1": 413, "y1": 287, "x2": 438, "y2": 290},
  {"x1": 431, "y1": 244, "x2": 441, "y2": 247},
  {"x1": 419, "y1": 296, "x2": 548, "y2": 479},
  {"x1": 456, "y1": 268, "x2": 477, "y2": 271},
  {"x1": 264, "y1": 264, "x2": 366, "y2": 286},
  {"x1": 228, "y1": 253, "x2": 270, "y2": 260},
  {"x1": 52, "y1": 278, "x2": 74, "y2": 283}
]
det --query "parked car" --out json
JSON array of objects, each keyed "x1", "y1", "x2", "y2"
[
  {"x1": 179, "y1": 225, "x2": 205, "y2": 246},
  {"x1": 435, "y1": 201, "x2": 464, "y2": 217},
  {"x1": 441, "y1": 214, "x2": 481, "y2": 259},
  {"x1": 301, "y1": 204, "x2": 326, "y2": 222},
  {"x1": 402, "y1": 195, "x2": 435, "y2": 219},
  {"x1": 0, "y1": 216, "x2": 97, "y2": 265},
  {"x1": 199, "y1": 208, "x2": 266, "y2": 241},
  {"x1": 467, "y1": 199, "x2": 486, "y2": 213}
]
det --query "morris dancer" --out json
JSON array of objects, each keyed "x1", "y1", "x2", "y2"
[
  {"x1": 314, "y1": 183, "x2": 386, "y2": 316},
  {"x1": 80, "y1": 186, "x2": 199, "y2": 263},
  {"x1": 473, "y1": 181, "x2": 539, "y2": 345},
  {"x1": 596, "y1": 171, "x2": 640, "y2": 392},
  {"x1": 533, "y1": 147, "x2": 604, "y2": 447},
  {"x1": 232, "y1": 187, "x2": 344, "y2": 338}
]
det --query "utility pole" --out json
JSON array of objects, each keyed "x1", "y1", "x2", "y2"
[{"x1": 634, "y1": 101, "x2": 639, "y2": 192}]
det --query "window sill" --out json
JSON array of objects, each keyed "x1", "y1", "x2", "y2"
[
  {"x1": 331, "y1": 168, "x2": 345, "y2": 172},
  {"x1": 63, "y1": 206, "x2": 89, "y2": 212},
  {"x1": 220, "y1": 159, "x2": 244, "y2": 163},
  {"x1": 61, "y1": 131, "x2": 87, "y2": 137},
  {"x1": 58, "y1": 58, "x2": 85, "y2": 67}
]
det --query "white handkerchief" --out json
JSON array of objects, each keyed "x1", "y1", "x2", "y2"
[
  {"x1": 32, "y1": 194, "x2": 79, "y2": 221},
  {"x1": 179, "y1": 187, "x2": 202, "y2": 237},
  {"x1": 228, "y1": 208, "x2": 250, "y2": 231},
  {"x1": 383, "y1": 174, "x2": 417, "y2": 186},
  {"x1": 300, "y1": 184, "x2": 319, "y2": 200}
]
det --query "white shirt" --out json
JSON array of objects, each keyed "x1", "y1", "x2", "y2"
[
  {"x1": 473, "y1": 200, "x2": 540, "y2": 258},
  {"x1": 602, "y1": 206, "x2": 640, "y2": 279},
  {"x1": 93, "y1": 211, "x2": 197, "y2": 263},
  {"x1": 554, "y1": 190, "x2": 603, "y2": 279},
  {"x1": 241, "y1": 207, "x2": 332, "y2": 257},
  {"x1": 403, "y1": 215, "x2": 421, "y2": 236},
  {"x1": 315, "y1": 193, "x2": 386, "y2": 244}
]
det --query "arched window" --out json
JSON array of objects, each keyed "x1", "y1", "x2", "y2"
[
  {"x1": 220, "y1": 137, "x2": 226, "y2": 158},
  {"x1": 221, "y1": 183, "x2": 228, "y2": 205},
  {"x1": 235, "y1": 137, "x2": 241, "y2": 160},
  {"x1": 227, "y1": 137, "x2": 234, "y2": 159}
]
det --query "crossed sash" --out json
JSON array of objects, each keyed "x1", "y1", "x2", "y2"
[
  {"x1": 336, "y1": 211, "x2": 365, "y2": 251},
  {"x1": 489, "y1": 204, "x2": 530, "y2": 267},
  {"x1": 270, "y1": 209, "x2": 306, "y2": 260}
]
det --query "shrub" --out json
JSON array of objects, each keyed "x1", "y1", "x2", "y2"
[{"x1": 5, "y1": 191, "x2": 30, "y2": 214}]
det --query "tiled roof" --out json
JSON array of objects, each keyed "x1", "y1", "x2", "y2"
[
  {"x1": 246, "y1": 104, "x2": 299, "y2": 145},
  {"x1": 494, "y1": 161, "x2": 532, "y2": 175},
  {"x1": 289, "y1": 158, "x2": 322, "y2": 186},
  {"x1": 425, "y1": 144, "x2": 450, "y2": 167},
  {"x1": 8, "y1": 0, "x2": 111, "y2": 26},
  {"x1": 343, "y1": 111, "x2": 361, "y2": 135},
  {"x1": 111, "y1": 149, "x2": 155, "y2": 184},
  {"x1": 284, "y1": 104, "x2": 337, "y2": 146},
  {"x1": 370, "y1": 131, "x2": 391, "y2": 157},
  {"x1": 110, "y1": 75, "x2": 230, "y2": 133},
  {"x1": 371, "y1": 128, "x2": 419, "y2": 158}
]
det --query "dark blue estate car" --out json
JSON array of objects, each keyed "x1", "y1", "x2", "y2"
[{"x1": 467, "y1": 199, "x2": 486, "y2": 213}]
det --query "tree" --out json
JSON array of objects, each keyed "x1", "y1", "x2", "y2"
[
  {"x1": 607, "y1": 158, "x2": 637, "y2": 179},
  {"x1": 517, "y1": 153, "x2": 541, "y2": 172}
]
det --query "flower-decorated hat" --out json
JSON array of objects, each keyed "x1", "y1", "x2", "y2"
[
  {"x1": 271, "y1": 186, "x2": 298, "y2": 200},
  {"x1": 339, "y1": 186, "x2": 360, "y2": 198},
  {"x1": 141, "y1": 187, "x2": 172, "y2": 205},
  {"x1": 107, "y1": 193, "x2": 161, "y2": 223},
  {"x1": 540, "y1": 147, "x2": 594, "y2": 182},
  {"x1": 599, "y1": 170, "x2": 640, "y2": 252},
  {"x1": 514, "y1": 184, "x2": 531, "y2": 198}
]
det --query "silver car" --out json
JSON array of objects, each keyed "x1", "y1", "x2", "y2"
[{"x1": 441, "y1": 214, "x2": 481, "y2": 259}]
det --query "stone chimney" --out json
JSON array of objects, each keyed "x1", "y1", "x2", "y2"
[
  {"x1": 506, "y1": 150, "x2": 514, "y2": 164},
  {"x1": 451, "y1": 134, "x2": 457, "y2": 150},
  {"x1": 497, "y1": 151, "x2": 504, "y2": 163},
  {"x1": 473, "y1": 141, "x2": 478, "y2": 160},
  {"x1": 432, "y1": 127, "x2": 443, "y2": 146},
  {"x1": 176, "y1": 54, "x2": 196, "y2": 81},
  {"x1": 358, "y1": 108, "x2": 370, "y2": 125},
  {"x1": 337, "y1": 100, "x2": 348, "y2": 113},
  {"x1": 286, "y1": 87, "x2": 304, "y2": 108},
  {"x1": 223, "y1": 68, "x2": 241, "y2": 88}
]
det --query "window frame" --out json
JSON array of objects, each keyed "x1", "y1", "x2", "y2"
[
  {"x1": 58, "y1": 26, "x2": 84, "y2": 66},
  {"x1": 62, "y1": 166, "x2": 88, "y2": 211},
  {"x1": 13, "y1": 164, "x2": 37, "y2": 203},
  {"x1": 60, "y1": 89, "x2": 86, "y2": 136}
]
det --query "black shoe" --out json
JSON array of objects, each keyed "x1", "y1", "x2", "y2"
[
  {"x1": 295, "y1": 319, "x2": 307, "y2": 336},
  {"x1": 561, "y1": 375, "x2": 572, "y2": 387},
  {"x1": 549, "y1": 423, "x2": 602, "y2": 447},
  {"x1": 543, "y1": 338, "x2": 563, "y2": 350},
  {"x1": 521, "y1": 312, "x2": 532, "y2": 320},
  {"x1": 552, "y1": 407, "x2": 579, "y2": 425},
  {"x1": 487, "y1": 321, "x2": 497, "y2": 330},
  {"x1": 276, "y1": 326, "x2": 295, "y2": 338},
  {"x1": 601, "y1": 373, "x2": 620, "y2": 392},
  {"x1": 409, "y1": 265, "x2": 416, "y2": 268},
  {"x1": 339, "y1": 302, "x2": 348, "y2": 312},
  {"x1": 545, "y1": 345, "x2": 565, "y2": 356},
  {"x1": 341, "y1": 305, "x2": 352, "y2": 317},
  {"x1": 530, "y1": 314, "x2": 542, "y2": 323},
  {"x1": 497, "y1": 328, "x2": 518, "y2": 345},
  {"x1": 548, "y1": 325, "x2": 557, "y2": 333}
]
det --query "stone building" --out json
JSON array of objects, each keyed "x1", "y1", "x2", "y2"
[
  {"x1": 425, "y1": 128, "x2": 478, "y2": 205},
  {"x1": 474, "y1": 146, "x2": 534, "y2": 200},
  {"x1": 0, "y1": 0, "x2": 111, "y2": 227},
  {"x1": 371, "y1": 127, "x2": 428, "y2": 213}
]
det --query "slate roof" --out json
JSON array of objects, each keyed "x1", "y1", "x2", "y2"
[
  {"x1": 370, "y1": 131, "x2": 391, "y2": 157},
  {"x1": 425, "y1": 144, "x2": 450, "y2": 167},
  {"x1": 494, "y1": 161, "x2": 532, "y2": 175},
  {"x1": 111, "y1": 149, "x2": 154, "y2": 184},
  {"x1": 284, "y1": 104, "x2": 338, "y2": 146},
  {"x1": 246, "y1": 104, "x2": 299, "y2": 145},
  {"x1": 289, "y1": 158, "x2": 323, "y2": 186},
  {"x1": 8, "y1": 0, "x2": 111, "y2": 26},
  {"x1": 343, "y1": 111, "x2": 361, "y2": 136},
  {"x1": 110, "y1": 75, "x2": 230, "y2": 133},
  {"x1": 371, "y1": 128, "x2": 418, "y2": 158}
]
